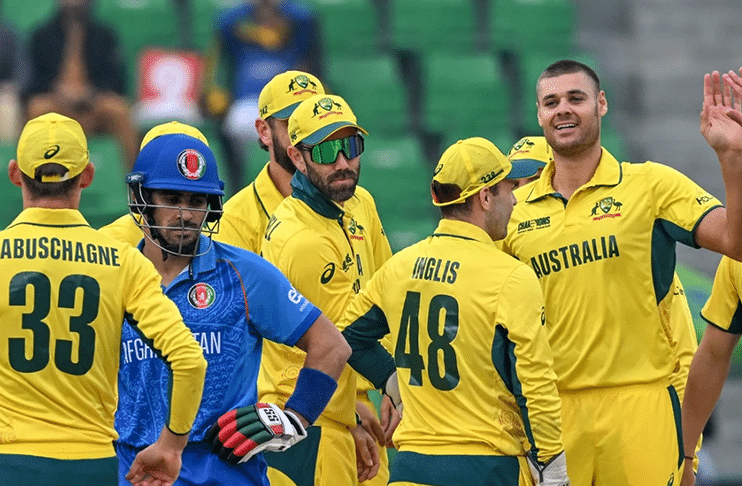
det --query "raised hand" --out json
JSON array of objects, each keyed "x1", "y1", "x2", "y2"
[{"x1": 700, "y1": 69, "x2": 742, "y2": 154}]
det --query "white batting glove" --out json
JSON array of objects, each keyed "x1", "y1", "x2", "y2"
[{"x1": 527, "y1": 451, "x2": 570, "y2": 486}]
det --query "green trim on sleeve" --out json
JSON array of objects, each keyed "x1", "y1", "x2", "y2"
[{"x1": 342, "y1": 304, "x2": 396, "y2": 390}]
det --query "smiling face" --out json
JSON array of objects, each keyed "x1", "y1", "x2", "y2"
[{"x1": 536, "y1": 71, "x2": 607, "y2": 158}]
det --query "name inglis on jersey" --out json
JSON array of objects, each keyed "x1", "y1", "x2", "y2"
[{"x1": 410, "y1": 256, "x2": 459, "y2": 284}]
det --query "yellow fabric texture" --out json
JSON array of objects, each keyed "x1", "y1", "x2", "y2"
[{"x1": 0, "y1": 209, "x2": 205, "y2": 459}]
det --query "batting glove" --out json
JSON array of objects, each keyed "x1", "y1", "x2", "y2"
[
  {"x1": 384, "y1": 371, "x2": 403, "y2": 417},
  {"x1": 527, "y1": 451, "x2": 570, "y2": 486},
  {"x1": 205, "y1": 403, "x2": 307, "y2": 465}
]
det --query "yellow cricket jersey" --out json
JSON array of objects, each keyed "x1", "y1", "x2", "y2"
[
  {"x1": 0, "y1": 209, "x2": 206, "y2": 459},
  {"x1": 216, "y1": 162, "x2": 284, "y2": 254},
  {"x1": 701, "y1": 256, "x2": 742, "y2": 334},
  {"x1": 669, "y1": 275, "x2": 698, "y2": 402},
  {"x1": 502, "y1": 150, "x2": 720, "y2": 391},
  {"x1": 259, "y1": 171, "x2": 391, "y2": 428},
  {"x1": 341, "y1": 219, "x2": 564, "y2": 461},
  {"x1": 100, "y1": 214, "x2": 144, "y2": 247}
]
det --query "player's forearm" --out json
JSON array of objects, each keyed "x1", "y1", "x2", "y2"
[
  {"x1": 166, "y1": 343, "x2": 208, "y2": 434},
  {"x1": 716, "y1": 148, "x2": 742, "y2": 259},
  {"x1": 681, "y1": 345, "x2": 730, "y2": 456}
]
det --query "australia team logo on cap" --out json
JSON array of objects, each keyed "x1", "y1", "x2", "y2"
[
  {"x1": 312, "y1": 97, "x2": 343, "y2": 119},
  {"x1": 177, "y1": 149, "x2": 206, "y2": 180},
  {"x1": 287, "y1": 75, "x2": 318, "y2": 95},
  {"x1": 188, "y1": 282, "x2": 216, "y2": 309}
]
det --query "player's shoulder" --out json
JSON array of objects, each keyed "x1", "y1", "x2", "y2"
[{"x1": 222, "y1": 181, "x2": 257, "y2": 212}]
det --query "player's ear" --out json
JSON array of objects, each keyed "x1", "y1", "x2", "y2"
[
  {"x1": 79, "y1": 162, "x2": 95, "y2": 189},
  {"x1": 288, "y1": 146, "x2": 307, "y2": 174},
  {"x1": 8, "y1": 159, "x2": 22, "y2": 188},
  {"x1": 255, "y1": 118, "x2": 271, "y2": 146},
  {"x1": 598, "y1": 90, "x2": 608, "y2": 117}
]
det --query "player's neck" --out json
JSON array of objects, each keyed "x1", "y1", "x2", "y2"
[
  {"x1": 268, "y1": 161, "x2": 294, "y2": 198},
  {"x1": 551, "y1": 143, "x2": 603, "y2": 200},
  {"x1": 142, "y1": 241, "x2": 192, "y2": 287}
]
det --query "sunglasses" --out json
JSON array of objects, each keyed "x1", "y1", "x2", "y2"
[{"x1": 304, "y1": 134, "x2": 365, "y2": 165}]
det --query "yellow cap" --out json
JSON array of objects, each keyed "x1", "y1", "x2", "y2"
[
  {"x1": 258, "y1": 70, "x2": 325, "y2": 120},
  {"x1": 431, "y1": 137, "x2": 513, "y2": 206},
  {"x1": 140, "y1": 121, "x2": 209, "y2": 149},
  {"x1": 288, "y1": 94, "x2": 368, "y2": 146},
  {"x1": 507, "y1": 136, "x2": 551, "y2": 178},
  {"x1": 17, "y1": 112, "x2": 89, "y2": 183}
]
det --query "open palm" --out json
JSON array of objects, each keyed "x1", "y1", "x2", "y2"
[{"x1": 700, "y1": 69, "x2": 742, "y2": 153}]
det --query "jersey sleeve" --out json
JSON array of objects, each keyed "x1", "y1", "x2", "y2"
[
  {"x1": 340, "y1": 267, "x2": 396, "y2": 390},
  {"x1": 648, "y1": 162, "x2": 722, "y2": 247},
  {"x1": 120, "y1": 247, "x2": 207, "y2": 435},
  {"x1": 701, "y1": 256, "x2": 742, "y2": 334},
  {"x1": 668, "y1": 275, "x2": 698, "y2": 401},
  {"x1": 235, "y1": 253, "x2": 321, "y2": 346},
  {"x1": 494, "y1": 264, "x2": 564, "y2": 462}
]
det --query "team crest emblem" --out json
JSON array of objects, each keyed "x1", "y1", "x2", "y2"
[
  {"x1": 287, "y1": 75, "x2": 318, "y2": 93},
  {"x1": 511, "y1": 138, "x2": 535, "y2": 152},
  {"x1": 312, "y1": 98, "x2": 343, "y2": 118},
  {"x1": 188, "y1": 283, "x2": 216, "y2": 309},
  {"x1": 598, "y1": 197, "x2": 614, "y2": 214},
  {"x1": 177, "y1": 149, "x2": 206, "y2": 180}
]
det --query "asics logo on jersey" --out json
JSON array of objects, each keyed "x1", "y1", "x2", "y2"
[
  {"x1": 321, "y1": 263, "x2": 335, "y2": 284},
  {"x1": 590, "y1": 196, "x2": 623, "y2": 220},
  {"x1": 44, "y1": 145, "x2": 60, "y2": 159}
]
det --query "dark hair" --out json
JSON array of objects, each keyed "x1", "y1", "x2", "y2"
[
  {"x1": 537, "y1": 59, "x2": 601, "y2": 93},
  {"x1": 432, "y1": 181, "x2": 474, "y2": 216},
  {"x1": 21, "y1": 163, "x2": 79, "y2": 198}
]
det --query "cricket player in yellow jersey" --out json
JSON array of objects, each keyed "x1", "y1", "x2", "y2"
[
  {"x1": 260, "y1": 93, "x2": 394, "y2": 485},
  {"x1": 682, "y1": 256, "x2": 742, "y2": 486},
  {"x1": 98, "y1": 121, "x2": 211, "y2": 247},
  {"x1": 506, "y1": 134, "x2": 704, "y2": 471},
  {"x1": 0, "y1": 113, "x2": 207, "y2": 486},
  {"x1": 216, "y1": 70, "x2": 397, "y2": 486},
  {"x1": 501, "y1": 60, "x2": 742, "y2": 486},
  {"x1": 340, "y1": 137, "x2": 569, "y2": 486}
]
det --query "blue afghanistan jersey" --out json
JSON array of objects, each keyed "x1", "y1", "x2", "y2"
[{"x1": 115, "y1": 236, "x2": 320, "y2": 447}]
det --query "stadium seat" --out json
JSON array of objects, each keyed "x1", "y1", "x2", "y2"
[
  {"x1": 1, "y1": 0, "x2": 55, "y2": 39},
  {"x1": 305, "y1": 0, "x2": 380, "y2": 56},
  {"x1": 490, "y1": 0, "x2": 575, "y2": 57},
  {"x1": 325, "y1": 54, "x2": 409, "y2": 135},
  {"x1": 0, "y1": 143, "x2": 23, "y2": 229},
  {"x1": 359, "y1": 135, "x2": 437, "y2": 251},
  {"x1": 440, "y1": 128, "x2": 517, "y2": 159},
  {"x1": 80, "y1": 136, "x2": 129, "y2": 228},
  {"x1": 421, "y1": 52, "x2": 510, "y2": 138},
  {"x1": 389, "y1": 0, "x2": 476, "y2": 53}
]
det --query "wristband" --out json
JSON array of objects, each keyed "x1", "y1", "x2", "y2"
[
  {"x1": 284, "y1": 367, "x2": 338, "y2": 425},
  {"x1": 685, "y1": 456, "x2": 694, "y2": 460}
]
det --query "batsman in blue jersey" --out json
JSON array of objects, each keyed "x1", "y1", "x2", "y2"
[{"x1": 102, "y1": 132, "x2": 350, "y2": 486}]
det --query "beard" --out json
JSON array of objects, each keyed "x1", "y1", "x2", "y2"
[
  {"x1": 271, "y1": 133, "x2": 296, "y2": 174},
  {"x1": 305, "y1": 163, "x2": 360, "y2": 203},
  {"x1": 547, "y1": 106, "x2": 602, "y2": 158}
]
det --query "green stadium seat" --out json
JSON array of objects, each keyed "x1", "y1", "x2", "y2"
[
  {"x1": 490, "y1": 0, "x2": 575, "y2": 57},
  {"x1": 0, "y1": 143, "x2": 23, "y2": 229},
  {"x1": 359, "y1": 135, "x2": 437, "y2": 251},
  {"x1": 441, "y1": 128, "x2": 517, "y2": 159},
  {"x1": 421, "y1": 52, "x2": 510, "y2": 137},
  {"x1": 389, "y1": 0, "x2": 476, "y2": 53},
  {"x1": 80, "y1": 136, "x2": 128, "y2": 228},
  {"x1": 96, "y1": 0, "x2": 180, "y2": 96},
  {"x1": 325, "y1": 54, "x2": 409, "y2": 135},
  {"x1": 1, "y1": 0, "x2": 55, "y2": 39},
  {"x1": 304, "y1": 0, "x2": 380, "y2": 56}
]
